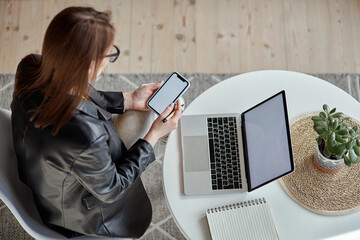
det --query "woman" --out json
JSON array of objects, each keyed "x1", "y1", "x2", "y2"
[{"x1": 10, "y1": 6, "x2": 181, "y2": 238}]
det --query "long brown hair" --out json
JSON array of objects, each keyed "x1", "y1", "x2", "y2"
[{"x1": 15, "y1": 7, "x2": 115, "y2": 135}]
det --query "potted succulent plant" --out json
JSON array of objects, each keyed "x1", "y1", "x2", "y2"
[{"x1": 312, "y1": 104, "x2": 360, "y2": 172}]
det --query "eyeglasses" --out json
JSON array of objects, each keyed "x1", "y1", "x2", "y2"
[{"x1": 105, "y1": 45, "x2": 120, "y2": 63}]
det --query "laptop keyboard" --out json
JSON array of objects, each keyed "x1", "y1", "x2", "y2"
[{"x1": 207, "y1": 116, "x2": 242, "y2": 190}]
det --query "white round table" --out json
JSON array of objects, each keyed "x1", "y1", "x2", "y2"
[{"x1": 163, "y1": 70, "x2": 360, "y2": 240}]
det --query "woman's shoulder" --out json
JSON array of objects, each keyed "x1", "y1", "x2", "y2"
[
  {"x1": 16, "y1": 54, "x2": 41, "y2": 73},
  {"x1": 15, "y1": 54, "x2": 41, "y2": 83},
  {"x1": 21, "y1": 54, "x2": 41, "y2": 64}
]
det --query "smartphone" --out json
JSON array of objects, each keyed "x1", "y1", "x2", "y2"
[{"x1": 147, "y1": 72, "x2": 190, "y2": 115}]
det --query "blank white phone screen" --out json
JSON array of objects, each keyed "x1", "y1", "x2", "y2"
[{"x1": 148, "y1": 74, "x2": 188, "y2": 114}]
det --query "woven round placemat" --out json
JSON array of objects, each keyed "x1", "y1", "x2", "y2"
[{"x1": 279, "y1": 112, "x2": 360, "y2": 216}]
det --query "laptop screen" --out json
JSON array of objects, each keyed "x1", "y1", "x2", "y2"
[{"x1": 241, "y1": 91, "x2": 294, "y2": 192}]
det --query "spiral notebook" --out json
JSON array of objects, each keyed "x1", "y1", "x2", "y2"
[{"x1": 206, "y1": 198, "x2": 278, "y2": 240}]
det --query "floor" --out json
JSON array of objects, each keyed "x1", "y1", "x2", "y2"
[
  {"x1": 1, "y1": 0, "x2": 360, "y2": 239},
  {"x1": 0, "y1": 0, "x2": 359, "y2": 74}
]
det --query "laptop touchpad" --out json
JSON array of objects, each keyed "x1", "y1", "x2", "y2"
[{"x1": 183, "y1": 136, "x2": 210, "y2": 172}]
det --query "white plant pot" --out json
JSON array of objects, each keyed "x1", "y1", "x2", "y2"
[{"x1": 314, "y1": 145, "x2": 344, "y2": 172}]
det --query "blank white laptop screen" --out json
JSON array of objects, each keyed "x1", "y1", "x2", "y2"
[{"x1": 242, "y1": 91, "x2": 294, "y2": 191}]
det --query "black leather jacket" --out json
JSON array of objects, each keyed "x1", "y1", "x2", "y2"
[{"x1": 10, "y1": 55, "x2": 155, "y2": 238}]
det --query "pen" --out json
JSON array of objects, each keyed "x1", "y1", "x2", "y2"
[{"x1": 163, "y1": 111, "x2": 175, "y2": 123}]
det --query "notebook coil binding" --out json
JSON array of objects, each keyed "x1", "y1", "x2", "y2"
[{"x1": 207, "y1": 198, "x2": 266, "y2": 214}]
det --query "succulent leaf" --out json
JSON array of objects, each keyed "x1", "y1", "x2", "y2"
[
  {"x1": 323, "y1": 104, "x2": 330, "y2": 114},
  {"x1": 315, "y1": 126, "x2": 327, "y2": 135},
  {"x1": 350, "y1": 129, "x2": 356, "y2": 137},
  {"x1": 314, "y1": 121, "x2": 327, "y2": 128},
  {"x1": 333, "y1": 112, "x2": 344, "y2": 119},
  {"x1": 338, "y1": 129, "x2": 348, "y2": 135},
  {"x1": 356, "y1": 138, "x2": 360, "y2": 147},
  {"x1": 324, "y1": 146, "x2": 331, "y2": 158},
  {"x1": 349, "y1": 149, "x2": 358, "y2": 164},
  {"x1": 320, "y1": 112, "x2": 327, "y2": 118},
  {"x1": 354, "y1": 145, "x2": 360, "y2": 156},
  {"x1": 312, "y1": 116, "x2": 323, "y2": 121},
  {"x1": 335, "y1": 134, "x2": 346, "y2": 144},
  {"x1": 346, "y1": 140, "x2": 355, "y2": 150},
  {"x1": 344, "y1": 155, "x2": 352, "y2": 166},
  {"x1": 334, "y1": 144, "x2": 347, "y2": 157},
  {"x1": 354, "y1": 126, "x2": 359, "y2": 132},
  {"x1": 330, "y1": 132, "x2": 336, "y2": 142}
]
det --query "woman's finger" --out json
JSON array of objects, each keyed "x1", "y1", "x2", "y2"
[
  {"x1": 148, "y1": 82, "x2": 163, "y2": 90},
  {"x1": 147, "y1": 82, "x2": 163, "y2": 95},
  {"x1": 172, "y1": 100, "x2": 182, "y2": 119},
  {"x1": 160, "y1": 104, "x2": 174, "y2": 118}
]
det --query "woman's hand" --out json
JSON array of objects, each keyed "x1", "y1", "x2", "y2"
[
  {"x1": 144, "y1": 100, "x2": 182, "y2": 147},
  {"x1": 123, "y1": 82, "x2": 163, "y2": 111}
]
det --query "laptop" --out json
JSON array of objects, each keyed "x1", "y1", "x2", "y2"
[{"x1": 180, "y1": 90, "x2": 294, "y2": 195}]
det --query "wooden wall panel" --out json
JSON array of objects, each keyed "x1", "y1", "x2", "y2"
[
  {"x1": 215, "y1": 0, "x2": 241, "y2": 72},
  {"x1": 194, "y1": 0, "x2": 218, "y2": 73},
  {"x1": 105, "y1": 0, "x2": 132, "y2": 73},
  {"x1": 283, "y1": 0, "x2": 310, "y2": 73},
  {"x1": 238, "y1": 0, "x2": 287, "y2": 72},
  {"x1": 129, "y1": 0, "x2": 153, "y2": 73},
  {"x1": 0, "y1": 0, "x2": 359, "y2": 74},
  {"x1": 327, "y1": 0, "x2": 356, "y2": 73},
  {"x1": 350, "y1": 0, "x2": 360, "y2": 73},
  {"x1": 284, "y1": 0, "x2": 357, "y2": 73},
  {"x1": 1, "y1": 1, "x2": 23, "y2": 73},
  {"x1": 150, "y1": 0, "x2": 175, "y2": 73},
  {"x1": 173, "y1": 0, "x2": 196, "y2": 73}
]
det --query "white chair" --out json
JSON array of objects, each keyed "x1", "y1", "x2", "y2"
[{"x1": 0, "y1": 108, "x2": 129, "y2": 240}]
